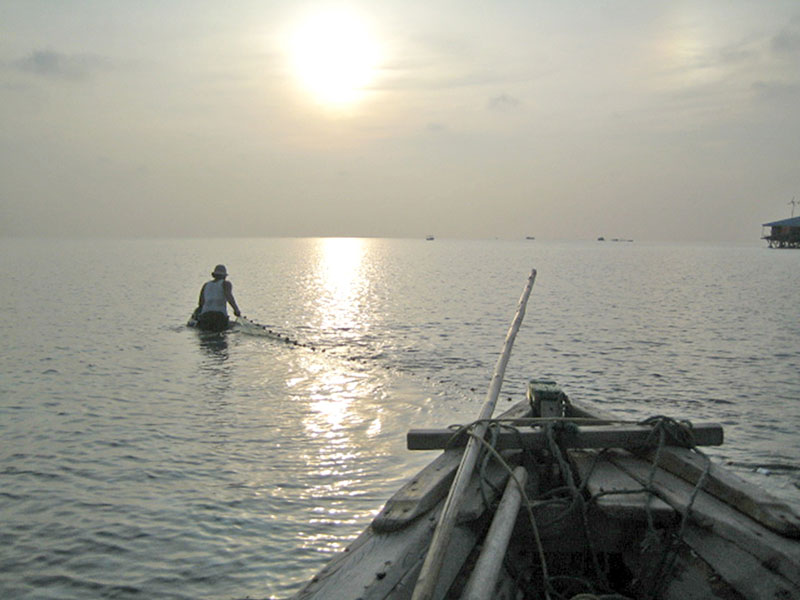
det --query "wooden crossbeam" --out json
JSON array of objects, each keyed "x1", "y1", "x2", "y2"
[{"x1": 407, "y1": 422, "x2": 723, "y2": 451}]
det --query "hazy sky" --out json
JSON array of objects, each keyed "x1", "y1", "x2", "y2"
[{"x1": 2, "y1": 1, "x2": 799, "y2": 241}]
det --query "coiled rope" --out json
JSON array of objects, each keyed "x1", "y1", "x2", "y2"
[{"x1": 441, "y1": 414, "x2": 711, "y2": 600}]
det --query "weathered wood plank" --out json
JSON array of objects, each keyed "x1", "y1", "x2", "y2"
[
  {"x1": 607, "y1": 451, "x2": 800, "y2": 591},
  {"x1": 373, "y1": 401, "x2": 531, "y2": 533},
  {"x1": 407, "y1": 422, "x2": 723, "y2": 451},
  {"x1": 656, "y1": 542, "x2": 748, "y2": 600},
  {"x1": 371, "y1": 449, "x2": 462, "y2": 533},
  {"x1": 682, "y1": 523, "x2": 800, "y2": 600},
  {"x1": 567, "y1": 398, "x2": 800, "y2": 538},
  {"x1": 639, "y1": 445, "x2": 800, "y2": 538},
  {"x1": 571, "y1": 450, "x2": 676, "y2": 524}
]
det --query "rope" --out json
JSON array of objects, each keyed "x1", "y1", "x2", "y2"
[
  {"x1": 449, "y1": 419, "x2": 634, "y2": 600},
  {"x1": 440, "y1": 414, "x2": 710, "y2": 600},
  {"x1": 634, "y1": 416, "x2": 711, "y2": 600},
  {"x1": 544, "y1": 422, "x2": 612, "y2": 594},
  {"x1": 442, "y1": 419, "x2": 620, "y2": 600},
  {"x1": 455, "y1": 423, "x2": 555, "y2": 600}
]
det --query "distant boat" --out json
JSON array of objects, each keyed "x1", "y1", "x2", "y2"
[
  {"x1": 597, "y1": 236, "x2": 633, "y2": 242},
  {"x1": 525, "y1": 236, "x2": 535, "y2": 240},
  {"x1": 425, "y1": 235, "x2": 435, "y2": 241}
]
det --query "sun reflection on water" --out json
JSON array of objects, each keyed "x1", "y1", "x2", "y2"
[
  {"x1": 289, "y1": 239, "x2": 404, "y2": 554},
  {"x1": 282, "y1": 344, "x2": 393, "y2": 559},
  {"x1": 303, "y1": 368, "x2": 367, "y2": 440},
  {"x1": 292, "y1": 354, "x2": 374, "y2": 489},
  {"x1": 310, "y1": 237, "x2": 370, "y2": 335}
]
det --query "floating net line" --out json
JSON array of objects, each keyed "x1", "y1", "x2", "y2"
[{"x1": 233, "y1": 315, "x2": 320, "y2": 350}]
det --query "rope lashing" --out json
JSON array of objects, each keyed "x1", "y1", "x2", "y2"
[
  {"x1": 634, "y1": 415, "x2": 712, "y2": 600},
  {"x1": 436, "y1": 414, "x2": 713, "y2": 600},
  {"x1": 638, "y1": 415, "x2": 697, "y2": 448}
]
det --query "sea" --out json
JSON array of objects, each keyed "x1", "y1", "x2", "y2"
[{"x1": 1, "y1": 237, "x2": 799, "y2": 600}]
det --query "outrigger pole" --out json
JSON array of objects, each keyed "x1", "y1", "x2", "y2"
[{"x1": 411, "y1": 269, "x2": 537, "y2": 600}]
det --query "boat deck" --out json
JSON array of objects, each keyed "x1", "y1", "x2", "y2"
[{"x1": 291, "y1": 394, "x2": 800, "y2": 600}]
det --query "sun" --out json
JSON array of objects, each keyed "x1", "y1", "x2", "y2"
[{"x1": 290, "y1": 9, "x2": 379, "y2": 106}]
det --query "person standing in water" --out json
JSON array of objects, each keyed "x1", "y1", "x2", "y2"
[{"x1": 194, "y1": 264, "x2": 241, "y2": 331}]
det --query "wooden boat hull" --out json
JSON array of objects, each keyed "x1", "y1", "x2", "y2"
[
  {"x1": 287, "y1": 273, "x2": 799, "y2": 599},
  {"x1": 289, "y1": 392, "x2": 800, "y2": 600}
]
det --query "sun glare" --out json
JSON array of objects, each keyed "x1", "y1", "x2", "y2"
[
  {"x1": 290, "y1": 9, "x2": 379, "y2": 106},
  {"x1": 313, "y1": 237, "x2": 368, "y2": 332}
]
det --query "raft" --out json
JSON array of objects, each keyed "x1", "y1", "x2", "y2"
[{"x1": 288, "y1": 271, "x2": 800, "y2": 600}]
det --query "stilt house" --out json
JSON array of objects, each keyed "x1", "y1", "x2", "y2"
[{"x1": 762, "y1": 216, "x2": 800, "y2": 248}]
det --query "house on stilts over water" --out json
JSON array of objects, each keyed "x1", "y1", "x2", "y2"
[{"x1": 762, "y1": 216, "x2": 800, "y2": 248}]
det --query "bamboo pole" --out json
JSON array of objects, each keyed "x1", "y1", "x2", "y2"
[
  {"x1": 410, "y1": 269, "x2": 537, "y2": 600},
  {"x1": 461, "y1": 466, "x2": 528, "y2": 600}
]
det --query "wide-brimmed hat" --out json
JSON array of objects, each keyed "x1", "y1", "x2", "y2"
[{"x1": 212, "y1": 264, "x2": 228, "y2": 277}]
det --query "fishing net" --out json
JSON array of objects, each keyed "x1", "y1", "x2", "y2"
[{"x1": 234, "y1": 316, "x2": 316, "y2": 349}]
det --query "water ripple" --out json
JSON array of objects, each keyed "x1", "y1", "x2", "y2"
[{"x1": 1, "y1": 238, "x2": 799, "y2": 599}]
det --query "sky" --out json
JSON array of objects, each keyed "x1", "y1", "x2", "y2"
[{"x1": 1, "y1": 1, "x2": 799, "y2": 242}]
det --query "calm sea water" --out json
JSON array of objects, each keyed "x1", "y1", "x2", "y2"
[{"x1": 2, "y1": 237, "x2": 799, "y2": 599}]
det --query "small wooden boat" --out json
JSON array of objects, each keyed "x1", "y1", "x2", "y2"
[{"x1": 290, "y1": 271, "x2": 800, "y2": 600}]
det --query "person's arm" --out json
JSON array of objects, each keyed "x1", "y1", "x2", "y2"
[
  {"x1": 192, "y1": 284, "x2": 206, "y2": 320},
  {"x1": 197, "y1": 283, "x2": 206, "y2": 309},
  {"x1": 224, "y1": 280, "x2": 241, "y2": 317}
]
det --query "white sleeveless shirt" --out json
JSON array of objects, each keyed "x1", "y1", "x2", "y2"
[{"x1": 201, "y1": 279, "x2": 227, "y2": 315}]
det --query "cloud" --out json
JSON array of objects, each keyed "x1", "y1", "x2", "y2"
[
  {"x1": 718, "y1": 42, "x2": 758, "y2": 65},
  {"x1": 751, "y1": 80, "x2": 800, "y2": 100},
  {"x1": 487, "y1": 93, "x2": 521, "y2": 112},
  {"x1": 14, "y1": 49, "x2": 109, "y2": 80},
  {"x1": 771, "y1": 20, "x2": 800, "y2": 55}
]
